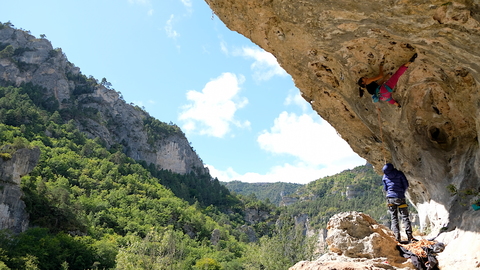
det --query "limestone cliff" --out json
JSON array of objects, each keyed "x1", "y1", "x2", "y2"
[
  {"x1": 0, "y1": 25, "x2": 207, "y2": 176},
  {"x1": 0, "y1": 147, "x2": 40, "y2": 233},
  {"x1": 205, "y1": 0, "x2": 480, "y2": 269}
]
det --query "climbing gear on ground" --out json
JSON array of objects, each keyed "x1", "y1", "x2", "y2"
[
  {"x1": 431, "y1": 242, "x2": 445, "y2": 253},
  {"x1": 397, "y1": 239, "x2": 444, "y2": 270}
]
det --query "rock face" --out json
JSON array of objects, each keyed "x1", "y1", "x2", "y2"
[
  {"x1": 0, "y1": 148, "x2": 40, "y2": 233},
  {"x1": 290, "y1": 211, "x2": 414, "y2": 270},
  {"x1": 244, "y1": 207, "x2": 271, "y2": 224},
  {"x1": 0, "y1": 25, "x2": 207, "y2": 176},
  {"x1": 205, "y1": 0, "x2": 480, "y2": 268}
]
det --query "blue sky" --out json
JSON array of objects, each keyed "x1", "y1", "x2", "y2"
[{"x1": 1, "y1": 0, "x2": 365, "y2": 184}]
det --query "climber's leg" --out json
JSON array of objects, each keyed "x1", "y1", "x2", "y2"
[
  {"x1": 384, "y1": 65, "x2": 408, "y2": 90},
  {"x1": 388, "y1": 198, "x2": 401, "y2": 241}
]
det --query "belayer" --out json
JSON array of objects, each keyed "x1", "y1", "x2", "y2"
[
  {"x1": 358, "y1": 53, "x2": 417, "y2": 107},
  {"x1": 382, "y1": 163, "x2": 416, "y2": 243}
]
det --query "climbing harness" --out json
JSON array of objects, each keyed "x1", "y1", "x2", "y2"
[
  {"x1": 388, "y1": 203, "x2": 408, "y2": 208},
  {"x1": 372, "y1": 84, "x2": 394, "y2": 103}
]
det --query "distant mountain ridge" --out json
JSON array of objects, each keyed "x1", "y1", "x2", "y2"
[
  {"x1": 221, "y1": 181, "x2": 302, "y2": 206},
  {"x1": 222, "y1": 164, "x2": 394, "y2": 228}
]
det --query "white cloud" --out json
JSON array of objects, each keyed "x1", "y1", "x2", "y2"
[
  {"x1": 208, "y1": 160, "x2": 363, "y2": 184},
  {"x1": 257, "y1": 111, "x2": 359, "y2": 165},
  {"x1": 179, "y1": 72, "x2": 250, "y2": 138},
  {"x1": 207, "y1": 163, "x2": 323, "y2": 184},
  {"x1": 207, "y1": 111, "x2": 365, "y2": 184},
  {"x1": 284, "y1": 91, "x2": 309, "y2": 112},
  {"x1": 165, "y1": 14, "x2": 179, "y2": 40},
  {"x1": 222, "y1": 44, "x2": 287, "y2": 81},
  {"x1": 128, "y1": 0, "x2": 154, "y2": 15},
  {"x1": 240, "y1": 47, "x2": 288, "y2": 81},
  {"x1": 181, "y1": 0, "x2": 192, "y2": 8},
  {"x1": 220, "y1": 41, "x2": 229, "y2": 55},
  {"x1": 180, "y1": 0, "x2": 193, "y2": 14}
]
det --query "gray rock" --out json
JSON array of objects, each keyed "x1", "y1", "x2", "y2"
[{"x1": 0, "y1": 147, "x2": 40, "y2": 233}]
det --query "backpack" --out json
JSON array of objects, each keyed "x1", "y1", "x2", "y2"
[{"x1": 372, "y1": 84, "x2": 393, "y2": 103}]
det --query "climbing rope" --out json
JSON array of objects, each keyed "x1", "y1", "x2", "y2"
[{"x1": 375, "y1": 104, "x2": 387, "y2": 164}]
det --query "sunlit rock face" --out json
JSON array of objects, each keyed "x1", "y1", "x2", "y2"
[{"x1": 206, "y1": 0, "x2": 480, "y2": 268}]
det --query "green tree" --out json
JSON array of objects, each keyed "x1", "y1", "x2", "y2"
[
  {"x1": 194, "y1": 258, "x2": 222, "y2": 270},
  {"x1": 0, "y1": 261, "x2": 10, "y2": 270},
  {"x1": 0, "y1": 45, "x2": 14, "y2": 58},
  {"x1": 115, "y1": 229, "x2": 190, "y2": 270}
]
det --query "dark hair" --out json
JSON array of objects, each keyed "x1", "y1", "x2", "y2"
[
  {"x1": 366, "y1": 82, "x2": 379, "y2": 95},
  {"x1": 357, "y1": 77, "x2": 366, "y2": 88}
]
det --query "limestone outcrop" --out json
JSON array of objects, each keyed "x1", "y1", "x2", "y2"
[
  {"x1": 205, "y1": 0, "x2": 480, "y2": 268},
  {"x1": 0, "y1": 147, "x2": 40, "y2": 233},
  {"x1": 0, "y1": 25, "x2": 207, "y2": 176},
  {"x1": 290, "y1": 211, "x2": 414, "y2": 270}
]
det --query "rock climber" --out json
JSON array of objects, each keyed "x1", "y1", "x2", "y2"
[
  {"x1": 382, "y1": 163, "x2": 416, "y2": 243},
  {"x1": 357, "y1": 53, "x2": 417, "y2": 107}
]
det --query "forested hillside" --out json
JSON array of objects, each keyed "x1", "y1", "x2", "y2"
[
  {"x1": 221, "y1": 181, "x2": 302, "y2": 206},
  {"x1": 0, "y1": 22, "x2": 413, "y2": 270},
  {"x1": 284, "y1": 165, "x2": 391, "y2": 229},
  {"x1": 224, "y1": 165, "x2": 402, "y2": 231},
  {"x1": 0, "y1": 28, "x2": 317, "y2": 269},
  {"x1": 0, "y1": 81, "x2": 400, "y2": 270}
]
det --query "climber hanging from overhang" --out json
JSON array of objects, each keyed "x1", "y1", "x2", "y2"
[{"x1": 357, "y1": 53, "x2": 418, "y2": 108}]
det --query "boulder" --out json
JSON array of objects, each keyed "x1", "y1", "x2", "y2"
[{"x1": 290, "y1": 211, "x2": 414, "y2": 270}]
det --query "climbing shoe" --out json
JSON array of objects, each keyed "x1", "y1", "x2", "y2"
[
  {"x1": 409, "y1": 53, "x2": 418, "y2": 63},
  {"x1": 395, "y1": 233, "x2": 401, "y2": 242},
  {"x1": 407, "y1": 234, "x2": 418, "y2": 243}
]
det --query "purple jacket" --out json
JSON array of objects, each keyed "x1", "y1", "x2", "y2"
[{"x1": 382, "y1": 163, "x2": 409, "y2": 198}]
